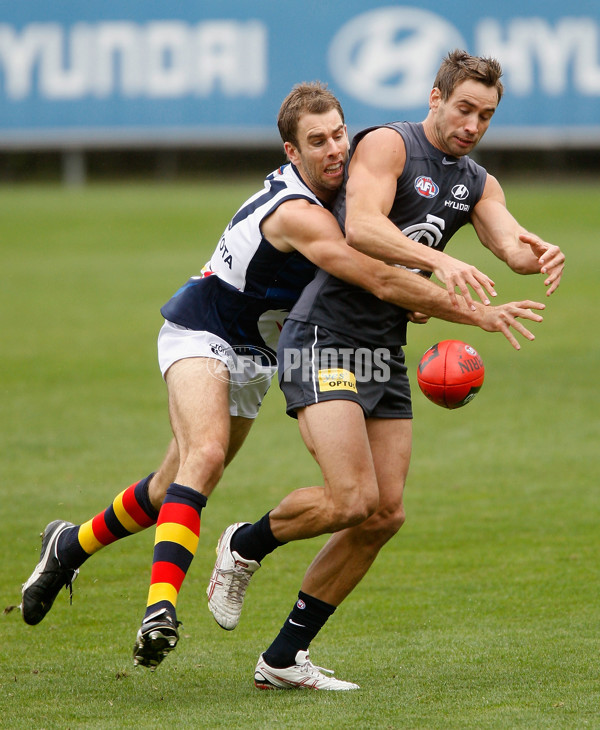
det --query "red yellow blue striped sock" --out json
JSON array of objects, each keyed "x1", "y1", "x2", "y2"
[
  {"x1": 57, "y1": 474, "x2": 158, "y2": 570},
  {"x1": 144, "y1": 483, "x2": 207, "y2": 622}
]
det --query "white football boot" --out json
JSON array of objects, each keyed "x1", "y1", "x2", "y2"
[
  {"x1": 254, "y1": 650, "x2": 360, "y2": 690},
  {"x1": 206, "y1": 522, "x2": 260, "y2": 630}
]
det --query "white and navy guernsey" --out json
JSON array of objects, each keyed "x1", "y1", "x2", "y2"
[
  {"x1": 288, "y1": 121, "x2": 489, "y2": 346},
  {"x1": 161, "y1": 163, "x2": 324, "y2": 364}
]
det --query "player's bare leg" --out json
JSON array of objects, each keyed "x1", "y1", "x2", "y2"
[
  {"x1": 299, "y1": 418, "x2": 411, "y2": 606},
  {"x1": 147, "y1": 437, "x2": 179, "y2": 509},
  {"x1": 165, "y1": 357, "x2": 232, "y2": 495},
  {"x1": 251, "y1": 417, "x2": 410, "y2": 686},
  {"x1": 146, "y1": 410, "x2": 252, "y2": 509},
  {"x1": 134, "y1": 357, "x2": 253, "y2": 668},
  {"x1": 268, "y1": 399, "x2": 381, "y2": 540},
  {"x1": 208, "y1": 399, "x2": 379, "y2": 631}
]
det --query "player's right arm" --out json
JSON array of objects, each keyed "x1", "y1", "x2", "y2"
[
  {"x1": 343, "y1": 127, "x2": 498, "y2": 310},
  {"x1": 261, "y1": 199, "x2": 544, "y2": 350}
]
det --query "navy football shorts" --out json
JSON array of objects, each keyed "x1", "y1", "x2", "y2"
[{"x1": 277, "y1": 319, "x2": 413, "y2": 420}]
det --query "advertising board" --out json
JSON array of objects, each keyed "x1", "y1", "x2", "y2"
[{"x1": 1, "y1": 1, "x2": 599, "y2": 148}]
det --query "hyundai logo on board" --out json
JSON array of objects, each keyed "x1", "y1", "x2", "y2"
[{"x1": 328, "y1": 7, "x2": 466, "y2": 108}]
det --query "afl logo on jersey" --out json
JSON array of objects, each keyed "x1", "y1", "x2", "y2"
[
  {"x1": 451, "y1": 184, "x2": 469, "y2": 201},
  {"x1": 414, "y1": 176, "x2": 439, "y2": 198}
]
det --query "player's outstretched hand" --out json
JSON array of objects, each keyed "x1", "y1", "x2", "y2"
[
  {"x1": 432, "y1": 251, "x2": 498, "y2": 310},
  {"x1": 478, "y1": 300, "x2": 545, "y2": 350},
  {"x1": 519, "y1": 233, "x2": 565, "y2": 296}
]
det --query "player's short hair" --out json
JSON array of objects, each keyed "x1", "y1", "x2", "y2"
[
  {"x1": 434, "y1": 50, "x2": 504, "y2": 104},
  {"x1": 277, "y1": 81, "x2": 345, "y2": 149}
]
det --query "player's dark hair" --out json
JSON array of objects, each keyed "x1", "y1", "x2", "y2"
[
  {"x1": 277, "y1": 81, "x2": 345, "y2": 149},
  {"x1": 434, "y1": 49, "x2": 504, "y2": 103}
]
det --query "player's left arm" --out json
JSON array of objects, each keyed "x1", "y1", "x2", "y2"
[{"x1": 471, "y1": 174, "x2": 565, "y2": 296}]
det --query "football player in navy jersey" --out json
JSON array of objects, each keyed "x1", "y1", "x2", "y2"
[
  {"x1": 210, "y1": 52, "x2": 564, "y2": 690},
  {"x1": 21, "y1": 79, "x2": 545, "y2": 676}
]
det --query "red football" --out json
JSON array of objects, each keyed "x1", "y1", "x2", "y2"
[{"x1": 417, "y1": 340, "x2": 485, "y2": 409}]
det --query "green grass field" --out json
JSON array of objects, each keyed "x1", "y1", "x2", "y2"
[{"x1": 1, "y1": 180, "x2": 598, "y2": 729}]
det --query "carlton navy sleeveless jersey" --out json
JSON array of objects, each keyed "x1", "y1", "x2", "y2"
[
  {"x1": 161, "y1": 163, "x2": 323, "y2": 358},
  {"x1": 288, "y1": 122, "x2": 488, "y2": 345}
]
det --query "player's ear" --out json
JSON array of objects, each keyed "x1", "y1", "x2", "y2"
[
  {"x1": 429, "y1": 87, "x2": 442, "y2": 111},
  {"x1": 284, "y1": 140, "x2": 300, "y2": 165}
]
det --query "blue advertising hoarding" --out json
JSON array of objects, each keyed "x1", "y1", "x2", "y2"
[{"x1": 1, "y1": 1, "x2": 599, "y2": 148}]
